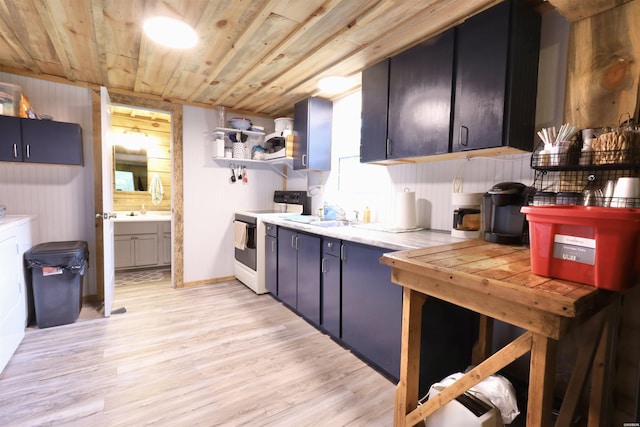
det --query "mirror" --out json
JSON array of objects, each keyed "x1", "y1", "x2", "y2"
[{"x1": 114, "y1": 145, "x2": 148, "y2": 192}]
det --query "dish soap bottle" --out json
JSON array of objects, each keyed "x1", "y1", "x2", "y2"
[
  {"x1": 140, "y1": 204, "x2": 147, "y2": 215},
  {"x1": 363, "y1": 206, "x2": 371, "y2": 224}
]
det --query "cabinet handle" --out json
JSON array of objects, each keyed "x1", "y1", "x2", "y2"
[
  {"x1": 302, "y1": 154, "x2": 307, "y2": 167},
  {"x1": 13, "y1": 143, "x2": 18, "y2": 158},
  {"x1": 458, "y1": 126, "x2": 469, "y2": 147},
  {"x1": 327, "y1": 242, "x2": 333, "y2": 249},
  {"x1": 26, "y1": 144, "x2": 30, "y2": 158},
  {"x1": 386, "y1": 138, "x2": 391, "y2": 156},
  {"x1": 321, "y1": 258, "x2": 327, "y2": 273},
  {"x1": 340, "y1": 244, "x2": 345, "y2": 261},
  {"x1": 271, "y1": 240, "x2": 276, "y2": 252},
  {"x1": 295, "y1": 236, "x2": 299, "y2": 250},
  {"x1": 291, "y1": 234, "x2": 296, "y2": 249}
]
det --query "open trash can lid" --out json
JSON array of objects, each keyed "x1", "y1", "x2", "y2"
[{"x1": 25, "y1": 241, "x2": 89, "y2": 272}]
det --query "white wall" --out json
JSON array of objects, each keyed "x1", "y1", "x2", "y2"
[
  {"x1": 182, "y1": 106, "x2": 286, "y2": 283},
  {"x1": 0, "y1": 73, "x2": 96, "y2": 295}
]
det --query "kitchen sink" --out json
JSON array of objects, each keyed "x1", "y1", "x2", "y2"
[
  {"x1": 283, "y1": 215, "x2": 351, "y2": 228},
  {"x1": 309, "y1": 219, "x2": 351, "y2": 228}
]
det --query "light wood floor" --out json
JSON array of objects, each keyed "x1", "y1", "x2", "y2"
[{"x1": 0, "y1": 280, "x2": 395, "y2": 426}]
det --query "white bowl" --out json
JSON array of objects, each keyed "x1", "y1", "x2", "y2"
[{"x1": 229, "y1": 118, "x2": 251, "y2": 130}]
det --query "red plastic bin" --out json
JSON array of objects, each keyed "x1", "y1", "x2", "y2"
[{"x1": 521, "y1": 205, "x2": 640, "y2": 291}]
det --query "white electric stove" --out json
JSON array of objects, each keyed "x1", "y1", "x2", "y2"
[{"x1": 233, "y1": 191, "x2": 311, "y2": 294}]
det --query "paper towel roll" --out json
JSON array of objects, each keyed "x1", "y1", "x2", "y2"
[{"x1": 395, "y1": 191, "x2": 416, "y2": 230}]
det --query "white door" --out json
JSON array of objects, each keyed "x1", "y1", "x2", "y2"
[{"x1": 100, "y1": 86, "x2": 115, "y2": 317}]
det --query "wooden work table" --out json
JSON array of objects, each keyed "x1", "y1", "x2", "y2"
[{"x1": 380, "y1": 239, "x2": 620, "y2": 427}]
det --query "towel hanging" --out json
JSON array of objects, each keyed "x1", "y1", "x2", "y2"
[
  {"x1": 149, "y1": 173, "x2": 164, "y2": 205},
  {"x1": 233, "y1": 221, "x2": 247, "y2": 250}
]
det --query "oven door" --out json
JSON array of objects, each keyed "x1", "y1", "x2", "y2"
[{"x1": 234, "y1": 214, "x2": 257, "y2": 271}]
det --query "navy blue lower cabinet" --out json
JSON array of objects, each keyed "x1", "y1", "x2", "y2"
[
  {"x1": 265, "y1": 229, "x2": 278, "y2": 295},
  {"x1": 276, "y1": 227, "x2": 321, "y2": 324},
  {"x1": 321, "y1": 238, "x2": 341, "y2": 338},
  {"x1": 341, "y1": 241, "x2": 402, "y2": 380},
  {"x1": 277, "y1": 228, "x2": 298, "y2": 308},
  {"x1": 296, "y1": 233, "x2": 321, "y2": 324}
]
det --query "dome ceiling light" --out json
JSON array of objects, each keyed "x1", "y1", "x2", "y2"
[
  {"x1": 143, "y1": 16, "x2": 198, "y2": 49},
  {"x1": 318, "y1": 76, "x2": 350, "y2": 94}
]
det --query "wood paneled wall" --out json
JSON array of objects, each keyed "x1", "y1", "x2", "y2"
[
  {"x1": 111, "y1": 111, "x2": 172, "y2": 212},
  {"x1": 563, "y1": 0, "x2": 640, "y2": 128}
]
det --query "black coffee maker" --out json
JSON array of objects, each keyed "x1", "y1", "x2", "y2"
[{"x1": 483, "y1": 182, "x2": 535, "y2": 244}]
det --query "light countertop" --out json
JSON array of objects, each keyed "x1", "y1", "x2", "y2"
[
  {"x1": 259, "y1": 214, "x2": 468, "y2": 251},
  {"x1": 112, "y1": 212, "x2": 171, "y2": 222},
  {"x1": 0, "y1": 215, "x2": 36, "y2": 232}
]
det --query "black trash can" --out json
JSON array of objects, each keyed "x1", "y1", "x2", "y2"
[{"x1": 24, "y1": 241, "x2": 89, "y2": 328}]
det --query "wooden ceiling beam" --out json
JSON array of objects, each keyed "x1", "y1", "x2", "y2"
[
  {"x1": 546, "y1": 0, "x2": 631, "y2": 22},
  {"x1": 33, "y1": 0, "x2": 76, "y2": 81},
  {"x1": 0, "y1": 11, "x2": 41, "y2": 74},
  {"x1": 214, "y1": 0, "x2": 344, "y2": 106},
  {"x1": 90, "y1": 0, "x2": 110, "y2": 86},
  {"x1": 184, "y1": 0, "x2": 281, "y2": 103},
  {"x1": 249, "y1": 0, "x2": 499, "y2": 114}
]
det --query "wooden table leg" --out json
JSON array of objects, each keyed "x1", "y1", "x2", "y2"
[
  {"x1": 472, "y1": 315, "x2": 493, "y2": 366},
  {"x1": 527, "y1": 334, "x2": 558, "y2": 427},
  {"x1": 394, "y1": 287, "x2": 427, "y2": 427},
  {"x1": 588, "y1": 297, "x2": 621, "y2": 427}
]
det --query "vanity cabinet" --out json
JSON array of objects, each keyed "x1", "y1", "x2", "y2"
[
  {"x1": 161, "y1": 222, "x2": 171, "y2": 265},
  {"x1": 321, "y1": 237, "x2": 341, "y2": 338},
  {"x1": 293, "y1": 97, "x2": 332, "y2": 171},
  {"x1": 361, "y1": 29, "x2": 455, "y2": 163},
  {"x1": 452, "y1": 0, "x2": 540, "y2": 153},
  {"x1": 264, "y1": 223, "x2": 278, "y2": 295},
  {"x1": 277, "y1": 227, "x2": 321, "y2": 323},
  {"x1": 0, "y1": 115, "x2": 83, "y2": 165},
  {"x1": 114, "y1": 221, "x2": 171, "y2": 270}
]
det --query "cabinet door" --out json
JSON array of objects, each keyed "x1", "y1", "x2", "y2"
[
  {"x1": 265, "y1": 234, "x2": 278, "y2": 295},
  {"x1": 134, "y1": 235, "x2": 158, "y2": 267},
  {"x1": 296, "y1": 233, "x2": 321, "y2": 324},
  {"x1": 114, "y1": 236, "x2": 135, "y2": 269},
  {"x1": 360, "y1": 59, "x2": 390, "y2": 163},
  {"x1": 277, "y1": 228, "x2": 298, "y2": 309},
  {"x1": 21, "y1": 119, "x2": 83, "y2": 165},
  {"x1": 321, "y1": 238, "x2": 341, "y2": 338},
  {"x1": 452, "y1": 2, "x2": 509, "y2": 152},
  {"x1": 341, "y1": 242, "x2": 402, "y2": 380},
  {"x1": 162, "y1": 233, "x2": 171, "y2": 265},
  {"x1": 0, "y1": 115, "x2": 23, "y2": 162},
  {"x1": 388, "y1": 29, "x2": 454, "y2": 158},
  {"x1": 293, "y1": 97, "x2": 332, "y2": 170}
]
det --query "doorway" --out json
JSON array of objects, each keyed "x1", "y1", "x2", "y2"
[
  {"x1": 110, "y1": 104, "x2": 173, "y2": 287},
  {"x1": 94, "y1": 91, "x2": 184, "y2": 306}
]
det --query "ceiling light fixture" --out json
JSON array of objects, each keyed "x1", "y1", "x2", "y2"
[
  {"x1": 143, "y1": 16, "x2": 198, "y2": 49},
  {"x1": 318, "y1": 76, "x2": 350, "y2": 94}
]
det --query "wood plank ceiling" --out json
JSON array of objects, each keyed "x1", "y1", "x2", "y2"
[
  {"x1": 0, "y1": 0, "x2": 508, "y2": 118},
  {"x1": 0, "y1": 0, "x2": 624, "y2": 118}
]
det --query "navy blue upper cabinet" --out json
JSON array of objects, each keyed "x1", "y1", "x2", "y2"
[
  {"x1": 0, "y1": 116, "x2": 83, "y2": 165},
  {"x1": 388, "y1": 29, "x2": 454, "y2": 158},
  {"x1": 361, "y1": 29, "x2": 454, "y2": 162},
  {"x1": 293, "y1": 97, "x2": 332, "y2": 170},
  {"x1": 0, "y1": 115, "x2": 23, "y2": 162},
  {"x1": 452, "y1": 0, "x2": 541, "y2": 152},
  {"x1": 360, "y1": 59, "x2": 390, "y2": 163}
]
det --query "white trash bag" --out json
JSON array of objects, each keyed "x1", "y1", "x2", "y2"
[{"x1": 433, "y1": 372, "x2": 520, "y2": 424}]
